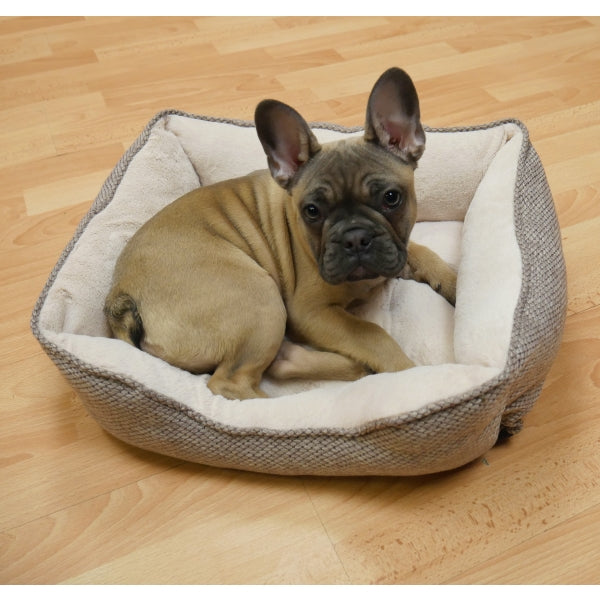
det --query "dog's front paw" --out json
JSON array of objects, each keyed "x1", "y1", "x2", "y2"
[
  {"x1": 418, "y1": 267, "x2": 456, "y2": 306},
  {"x1": 267, "y1": 340, "x2": 370, "y2": 382},
  {"x1": 406, "y1": 242, "x2": 457, "y2": 306},
  {"x1": 432, "y1": 268, "x2": 457, "y2": 306}
]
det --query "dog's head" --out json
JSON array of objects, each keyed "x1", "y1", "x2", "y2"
[{"x1": 255, "y1": 67, "x2": 425, "y2": 285}]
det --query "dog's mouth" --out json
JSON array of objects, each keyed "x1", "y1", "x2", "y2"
[
  {"x1": 320, "y1": 244, "x2": 406, "y2": 285},
  {"x1": 345, "y1": 265, "x2": 381, "y2": 282}
]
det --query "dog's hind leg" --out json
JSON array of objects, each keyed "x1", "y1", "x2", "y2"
[
  {"x1": 208, "y1": 321, "x2": 285, "y2": 400},
  {"x1": 208, "y1": 362, "x2": 269, "y2": 400},
  {"x1": 206, "y1": 276, "x2": 288, "y2": 400}
]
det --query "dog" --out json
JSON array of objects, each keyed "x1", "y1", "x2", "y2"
[{"x1": 104, "y1": 67, "x2": 457, "y2": 400}]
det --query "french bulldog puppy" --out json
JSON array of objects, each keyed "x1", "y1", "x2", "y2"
[{"x1": 104, "y1": 67, "x2": 457, "y2": 400}]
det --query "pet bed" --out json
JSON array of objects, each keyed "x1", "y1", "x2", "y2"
[{"x1": 31, "y1": 111, "x2": 567, "y2": 476}]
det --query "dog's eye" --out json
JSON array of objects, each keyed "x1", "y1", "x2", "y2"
[
  {"x1": 303, "y1": 203, "x2": 321, "y2": 222},
  {"x1": 383, "y1": 190, "x2": 402, "y2": 209}
]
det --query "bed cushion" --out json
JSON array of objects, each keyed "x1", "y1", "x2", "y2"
[{"x1": 31, "y1": 111, "x2": 567, "y2": 476}]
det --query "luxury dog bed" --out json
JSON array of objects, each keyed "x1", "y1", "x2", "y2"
[{"x1": 31, "y1": 111, "x2": 566, "y2": 476}]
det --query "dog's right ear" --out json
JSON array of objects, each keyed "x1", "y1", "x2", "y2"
[{"x1": 255, "y1": 100, "x2": 322, "y2": 190}]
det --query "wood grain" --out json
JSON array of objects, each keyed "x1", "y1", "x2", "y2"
[{"x1": 1, "y1": 16, "x2": 599, "y2": 584}]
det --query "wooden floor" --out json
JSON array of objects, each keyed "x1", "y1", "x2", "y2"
[{"x1": 1, "y1": 16, "x2": 599, "y2": 585}]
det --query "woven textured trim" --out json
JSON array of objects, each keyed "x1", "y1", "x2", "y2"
[
  {"x1": 30, "y1": 111, "x2": 567, "y2": 476},
  {"x1": 499, "y1": 136, "x2": 567, "y2": 433},
  {"x1": 49, "y1": 356, "x2": 507, "y2": 476}
]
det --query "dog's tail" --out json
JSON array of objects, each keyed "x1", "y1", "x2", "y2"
[{"x1": 104, "y1": 292, "x2": 144, "y2": 349}]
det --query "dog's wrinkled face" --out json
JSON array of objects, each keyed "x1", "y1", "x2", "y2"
[
  {"x1": 291, "y1": 139, "x2": 417, "y2": 284},
  {"x1": 255, "y1": 67, "x2": 425, "y2": 286}
]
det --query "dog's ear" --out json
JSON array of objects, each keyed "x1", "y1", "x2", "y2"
[
  {"x1": 364, "y1": 67, "x2": 425, "y2": 165},
  {"x1": 255, "y1": 100, "x2": 322, "y2": 189}
]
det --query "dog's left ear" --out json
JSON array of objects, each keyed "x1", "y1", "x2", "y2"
[
  {"x1": 364, "y1": 67, "x2": 425, "y2": 166},
  {"x1": 255, "y1": 100, "x2": 322, "y2": 189}
]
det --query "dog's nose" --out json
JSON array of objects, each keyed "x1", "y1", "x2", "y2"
[{"x1": 342, "y1": 228, "x2": 373, "y2": 253}]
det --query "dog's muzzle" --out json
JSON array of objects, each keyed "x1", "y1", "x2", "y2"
[{"x1": 320, "y1": 223, "x2": 406, "y2": 285}]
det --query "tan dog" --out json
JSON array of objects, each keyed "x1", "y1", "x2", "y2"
[{"x1": 104, "y1": 67, "x2": 457, "y2": 400}]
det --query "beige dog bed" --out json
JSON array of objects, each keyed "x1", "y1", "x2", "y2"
[{"x1": 31, "y1": 111, "x2": 566, "y2": 476}]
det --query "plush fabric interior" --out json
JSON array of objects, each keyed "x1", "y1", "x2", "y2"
[{"x1": 38, "y1": 116, "x2": 524, "y2": 432}]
